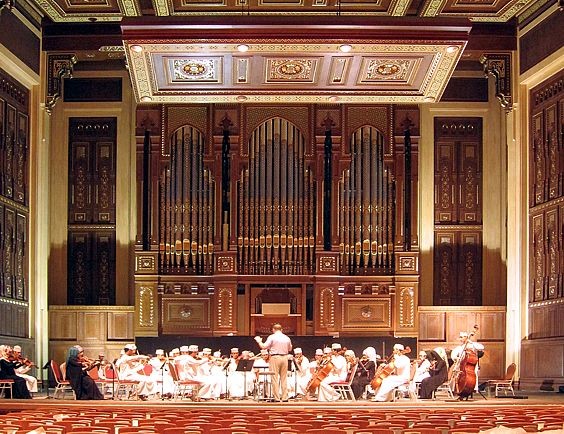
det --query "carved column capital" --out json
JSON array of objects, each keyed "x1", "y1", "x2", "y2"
[
  {"x1": 480, "y1": 53, "x2": 513, "y2": 111},
  {"x1": 45, "y1": 53, "x2": 78, "y2": 115}
]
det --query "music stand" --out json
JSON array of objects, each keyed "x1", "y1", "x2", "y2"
[
  {"x1": 235, "y1": 359, "x2": 255, "y2": 399},
  {"x1": 42, "y1": 361, "x2": 53, "y2": 399},
  {"x1": 288, "y1": 359, "x2": 298, "y2": 399}
]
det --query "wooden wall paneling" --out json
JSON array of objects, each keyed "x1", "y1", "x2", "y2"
[
  {"x1": 213, "y1": 284, "x2": 236, "y2": 334},
  {"x1": 560, "y1": 202, "x2": 564, "y2": 299},
  {"x1": 93, "y1": 141, "x2": 116, "y2": 224},
  {"x1": 314, "y1": 283, "x2": 339, "y2": 335},
  {"x1": 341, "y1": 296, "x2": 392, "y2": 332},
  {"x1": 434, "y1": 142, "x2": 457, "y2": 223},
  {"x1": 49, "y1": 311, "x2": 78, "y2": 340},
  {"x1": 417, "y1": 310, "x2": 446, "y2": 341},
  {"x1": 3, "y1": 104, "x2": 16, "y2": 199},
  {"x1": 478, "y1": 341, "x2": 505, "y2": 380},
  {"x1": 477, "y1": 310, "x2": 505, "y2": 341},
  {"x1": 546, "y1": 207, "x2": 560, "y2": 299},
  {"x1": 68, "y1": 231, "x2": 92, "y2": 305},
  {"x1": 0, "y1": 203, "x2": 3, "y2": 297},
  {"x1": 0, "y1": 97, "x2": 4, "y2": 195},
  {"x1": 92, "y1": 232, "x2": 116, "y2": 305},
  {"x1": 394, "y1": 280, "x2": 418, "y2": 336},
  {"x1": 459, "y1": 142, "x2": 481, "y2": 223},
  {"x1": 530, "y1": 213, "x2": 545, "y2": 302},
  {"x1": 545, "y1": 103, "x2": 560, "y2": 200},
  {"x1": 458, "y1": 231, "x2": 482, "y2": 305},
  {"x1": 161, "y1": 295, "x2": 212, "y2": 335},
  {"x1": 434, "y1": 231, "x2": 456, "y2": 305},
  {"x1": 78, "y1": 311, "x2": 106, "y2": 342},
  {"x1": 107, "y1": 311, "x2": 135, "y2": 340},
  {"x1": 14, "y1": 112, "x2": 27, "y2": 204},
  {"x1": 530, "y1": 111, "x2": 544, "y2": 206},
  {"x1": 520, "y1": 338, "x2": 564, "y2": 389},
  {"x1": 3, "y1": 207, "x2": 15, "y2": 298},
  {"x1": 15, "y1": 212, "x2": 27, "y2": 300},
  {"x1": 446, "y1": 310, "x2": 478, "y2": 341},
  {"x1": 69, "y1": 141, "x2": 92, "y2": 224},
  {"x1": 135, "y1": 281, "x2": 158, "y2": 336}
]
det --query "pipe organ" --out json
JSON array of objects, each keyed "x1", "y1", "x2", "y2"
[
  {"x1": 237, "y1": 118, "x2": 315, "y2": 275},
  {"x1": 159, "y1": 126, "x2": 215, "y2": 275},
  {"x1": 339, "y1": 126, "x2": 395, "y2": 275},
  {"x1": 135, "y1": 105, "x2": 419, "y2": 337}
]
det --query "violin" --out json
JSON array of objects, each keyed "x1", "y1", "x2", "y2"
[{"x1": 370, "y1": 346, "x2": 411, "y2": 391}]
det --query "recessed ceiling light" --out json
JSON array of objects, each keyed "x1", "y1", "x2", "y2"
[
  {"x1": 339, "y1": 44, "x2": 352, "y2": 53},
  {"x1": 131, "y1": 45, "x2": 143, "y2": 53},
  {"x1": 446, "y1": 46, "x2": 459, "y2": 53},
  {"x1": 237, "y1": 44, "x2": 250, "y2": 53},
  {"x1": 236, "y1": 95, "x2": 248, "y2": 102},
  {"x1": 140, "y1": 96, "x2": 152, "y2": 102}
]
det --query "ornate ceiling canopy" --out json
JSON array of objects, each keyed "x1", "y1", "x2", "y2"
[{"x1": 122, "y1": 17, "x2": 471, "y2": 104}]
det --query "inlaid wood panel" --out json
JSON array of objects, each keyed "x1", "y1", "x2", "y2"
[
  {"x1": 78, "y1": 311, "x2": 106, "y2": 342},
  {"x1": 161, "y1": 295, "x2": 212, "y2": 334},
  {"x1": 341, "y1": 297, "x2": 392, "y2": 331},
  {"x1": 417, "y1": 311, "x2": 446, "y2": 341},
  {"x1": 49, "y1": 311, "x2": 78, "y2": 340},
  {"x1": 521, "y1": 338, "x2": 564, "y2": 389},
  {"x1": 108, "y1": 311, "x2": 135, "y2": 340}
]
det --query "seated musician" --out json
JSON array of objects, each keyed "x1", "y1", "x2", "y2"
[
  {"x1": 419, "y1": 347, "x2": 449, "y2": 399},
  {"x1": 316, "y1": 343, "x2": 347, "y2": 402},
  {"x1": 65, "y1": 345, "x2": 104, "y2": 400},
  {"x1": 148, "y1": 349, "x2": 174, "y2": 399},
  {"x1": 12, "y1": 345, "x2": 38, "y2": 395},
  {"x1": 351, "y1": 347, "x2": 376, "y2": 399},
  {"x1": 0, "y1": 345, "x2": 31, "y2": 399},
  {"x1": 372, "y1": 343, "x2": 411, "y2": 402},
  {"x1": 290, "y1": 348, "x2": 310, "y2": 398},
  {"x1": 451, "y1": 331, "x2": 484, "y2": 393},
  {"x1": 116, "y1": 343, "x2": 156, "y2": 400},
  {"x1": 184, "y1": 345, "x2": 221, "y2": 400}
]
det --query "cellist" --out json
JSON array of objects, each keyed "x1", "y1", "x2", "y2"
[
  {"x1": 316, "y1": 343, "x2": 347, "y2": 402},
  {"x1": 372, "y1": 343, "x2": 411, "y2": 402},
  {"x1": 451, "y1": 330, "x2": 484, "y2": 395}
]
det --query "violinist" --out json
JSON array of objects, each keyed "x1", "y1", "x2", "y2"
[
  {"x1": 372, "y1": 343, "x2": 411, "y2": 402},
  {"x1": 290, "y1": 347, "x2": 310, "y2": 398},
  {"x1": 148, "y1": 349, "x2": 174, "y2": 399},
  {"x1": 12, "y1": 345, "x2": 38, "y2": 395},
  {"x1": 0, "y1": 345, "x2": 31, "y2": 399},
  {"x1": 226, "y1": 347, "x2": 245, "y2": 399},
  {"x1": 115, "y1": 343, "x2": 156, "y2": 400},
  {"x1": 65, "y1": 345, "x2": 104, "y2": 400},
  {"x1": 413, "y1": 350, "x2": 432, "y2": 383},
  {"x1": 316, "y1": 343, "x2": 347, "y2": 402},
  {"x1": 419, "y1": 347, "x2": 449, "y2": 399},
  {"x1": 184, "y1": 345, "x2": 220, "y2": 400},
  {"x1": 351, "y1": 347, "x2": 377, "y2": 399}
]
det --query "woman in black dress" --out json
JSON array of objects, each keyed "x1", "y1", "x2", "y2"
[
  {"x1": 0, "y1": 345, "x2": 32, "y2": 399},
  {"x1": 65, "y1": 345, "x2": 104, "y2": 400},
  {"x1": 419, "y1": 347, "x2": 449, "y2": 399},
  {"x1": 351, "y1": 347, "x2": 377, "y2": 399}
]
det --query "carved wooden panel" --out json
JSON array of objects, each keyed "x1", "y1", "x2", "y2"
[
  {"x1": 529, "y1": 301, "x2": 564, "y2": 339},
  {"x1": 0, "y1": 69, "x2": 30, "y2": 337},
  {"x1": 521, "y1": 338, "x2": 564, "y2": 389},
  {"x1": 434, "y1": 117, "x2": 482, "y2": 224},
  {"x1": 315, "y1": 284, "x2": 338, "y2": 334},
  {"x1": 530, "y1": 72, "x2": 563, "y2": 207},
  {"x1": 67, "y1": 117, "x2": 117, "y2": 306},
  {"x1": 341, "y1": 296, "x2": 391, "y2": 331},
  {"x1": 161, "y1": 295, "x2": 212, "y2": 334}
]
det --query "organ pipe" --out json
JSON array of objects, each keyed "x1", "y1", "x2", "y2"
[
  {"x1": 339, "y1": 126, "x2": 395, "y2": 274},
  {"x1": 237, "y1": 118, "x2": 315, "y2": 275},
  {"x1": 158, "y1": 126, "x2": 215, "y2": 274}
]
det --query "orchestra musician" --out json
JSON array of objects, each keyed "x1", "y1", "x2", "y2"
[
  {"x1": 65, "y1": 345, "x2": 104, "y2": 400},
  {"x1": 115, "y1": 343, "x2": 156, "y2": 400},
  {"x1": 0, "y1": 345, "x2": 31, "y2": 399},
  {"x1": 413, "y1": 351, "x2": 432, "y2": 383},
  {"x1": 451, "y1": 330, "x2": 484, "y2": 394},
  {"x1": 372, "y1": 343, "x2": 411, "y2": 402},
  {"x1": 183, "y1": 345, "x2": 221, "y2": 400},
  {"x1": 419, "y1": 347, "x2": 449, "y2": 399},
  {"x1": 288, "y1": 348, "x2": 311, "y2": 398},
  {"x1": 225, "y1": 347, "x2": 247, "y2": 399},
  {"x1": 316, "y1": 343, "x2": 347, "y2": 402},
  {"x1": 351, "y1": 347, "x2": 377, "y2": 399},
  {"x1": 148, "y1": 349, "x2": 174, "y2": 399},
  {"x1": 12, "y1": 345, "x2": 38, "y2": 395},
  {"x1": 255, "y1": 323, "x2": 293, "y2": 402}
]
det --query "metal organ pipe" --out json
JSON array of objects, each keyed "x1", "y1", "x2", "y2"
[
  {"x1": 339, "y1": 126, "x2": 395, "y2": 274},
  {"x1": 237, "y1": 118, "x2": 314, "y2": 275},
  {"x1": 158, "y1": 126, "x2": 214, "y2": 274}
]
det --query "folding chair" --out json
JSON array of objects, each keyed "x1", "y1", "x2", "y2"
[
  {"x1": 487, "y1": 363, "x2": 516, "y2": 397},
  {"x1": 50, "y1": 360, "x2": 75, "y2": 399},
  {"x1": 330, "y1": 363, "x2": 357, "y2": 400}
]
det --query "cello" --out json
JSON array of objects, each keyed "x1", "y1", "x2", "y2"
[
  {"x1": 306, "y1": 355, "x2": 334, "y2": 394},
  {"x1": 452, "y1": 325, "x2": 479, "y2": 400},
  {"x1": 370, "y1": 346, "x2": 411, "y2": 391}
]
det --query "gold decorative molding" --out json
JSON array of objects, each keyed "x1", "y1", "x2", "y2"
[
  {"x1": 135, "y1": 283, "x2": 158, "y2": 336},
  {"x1": 216, "y1": 286, "x2": 235, "y2": 329},
  {"x1": 398, "y1": 286, "x2": 415, "y2": 328},
  {"x1": 317, "y1": 254, "x2": 338, "y2": 273},
  {"x1": 45, "y1": 53, "x2": 77, "y2": 115},
  {"x1": 341, "y1": 296, "x2": 392, "y2": 330},
  {"x1": 216, "y1": 255, "x2": 236, "y2": 273},
  {"x1": 319, "y1": 286, "x2": 336, "y2": 329},
  {"x1": 480, "y1": 53, "x2": 513, "y2": 111}
]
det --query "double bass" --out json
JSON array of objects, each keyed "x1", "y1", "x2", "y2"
[
  {"x1": 370, "y1": 346, "x2": 411, "y2": 391},
  {"x1": 452, "y1": 325, "x2": 479, "y2": 400}
]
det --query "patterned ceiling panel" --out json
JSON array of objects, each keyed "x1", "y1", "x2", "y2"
[
  {"x1": 123, "y1": 23, "x2": 467, "y2": 104},
  {"x1": 154, "y1": 0, "x2": 405, "y2": 16},
  {"x1": 421, "y1": 0, "x2": 537, "y2": 22},
  {"x1": 34, "y1": 0, "x2": 140, "y2": 21}
]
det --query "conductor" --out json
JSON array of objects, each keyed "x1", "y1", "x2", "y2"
[{"x1": 255, "y1": 323, "x2": 292, "y2": 402}]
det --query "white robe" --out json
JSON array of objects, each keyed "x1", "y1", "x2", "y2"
[{"x1": 373, "y1": 353, "x2": 411, "y2": 402}]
